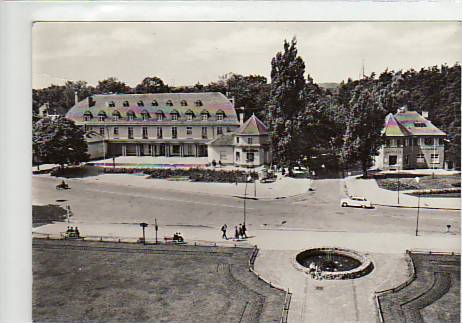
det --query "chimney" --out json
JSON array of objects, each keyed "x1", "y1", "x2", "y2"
[
  {"x1": 239, "y1": 107, "x2": 245, "y2": 126},
  {"x1": 88, "y1": 96, "x2": 95, "y2": 107},
  {"x1": 422, "y1": 111, "x2": 429, "y2": 119},
  {"x1": 74, "y1": 91, "x2": 79, "y2": 105}
]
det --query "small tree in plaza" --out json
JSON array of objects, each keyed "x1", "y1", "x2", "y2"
[{"x1": 33, "y1": 117, "x2": 89, "y2": 169}]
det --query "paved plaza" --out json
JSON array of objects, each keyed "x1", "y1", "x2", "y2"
[{"x1": 32, "y1": 173, "x2": 461, "y2": 323}]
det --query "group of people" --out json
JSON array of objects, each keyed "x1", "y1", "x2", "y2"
[
  {"x1": 65, "y1": 226, "x2": 80, "y2": 238},
  {"x1": 308, "y1": 262, "x2": 323, "y2": 280},
  {"x1": 221, "y1": 223, "x2": 247, "y2": 240},
  {"x1": 172, "y1": 232, "x2": 184, "y2": 242}
]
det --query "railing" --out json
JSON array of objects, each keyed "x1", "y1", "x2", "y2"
[
  {"x1": 246, "y1": 245, "x2": 292, "y2": 323},
  {"x1": 32, "y1": 232, "x2": 257, "y2": 249},
  {"x1": 280, "y1": 291, "x2": 292, "y2": 323},
  {"x1": 373, "y1": 249, "x2": 460, "y2": 322},
  {"x1": 33, "y1": 234, "x2": 292, "y2": 322}
]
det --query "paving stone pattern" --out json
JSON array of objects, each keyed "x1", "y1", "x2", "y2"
[{"x1": 378, "y1": 253, "x2": 460, "y2": 323}]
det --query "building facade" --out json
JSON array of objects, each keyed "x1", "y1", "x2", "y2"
[
  {"x1": 65, "y1": 92, "x2": 272, "y2": 167},
  {"x1": 208, "y1": 114, "x2": 272, "y2": 167},
  {"x1": 375, "y1": 108, "x2": 446, "y2": 171}
]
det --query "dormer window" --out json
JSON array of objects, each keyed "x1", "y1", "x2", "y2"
[
  {"x1": 151, "y1": 100, "x2": 158, "y2": 106},
  {"x1": 123, "y1": 101, "x2": 129, "y2": 107},
  {"x1": 170, "y1": 110, "x2": 179, "y2": 121},
  {"x1": 127, "y1": 110, "x2": 136, "y2": 121},
  {"x1": 156, "y1": 111, "x2": 164, "y2": 121},
  {"x1": 166, "y1": 100, "x2": 173, "y2": 106},
  {"x1": 195, "y1": 100, "x2": 203, "y2": 107},
  {"x1": 201, "y1": 110, "x2": 209, "y2": 121},
  {"x1": 137, "y1": 100, "x2": 144, "y2": 107},
  {"x1": 108, "y1": 101, "x2": 115, "y2": 108},
  {"x1": 83, "y1": 111, "x2": 93, "y2": 121},
  {"x1": 141, "y1": 110, "x2": 150, "y2": 121},
  {"x1": 98, "y1": 111, "x2": 106, "y2": 121},
  {"x1": 112, "y1": 110, "x2": 121, "y2": 121},
  {"x1": 185, "y1": 110, "x2": 194, "y2": 121},
  {"x1": 216, "y1": 110, "x2": 225, "y2": 121},
  {"x1": 180, "y1": 100, "x2": 188, "y2": 106}
]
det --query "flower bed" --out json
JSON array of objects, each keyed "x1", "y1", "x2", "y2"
[{"x1": 102, "y1": 167, "x2": 259, "y2": 183}]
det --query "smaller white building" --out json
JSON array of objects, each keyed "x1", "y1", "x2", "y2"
[{"x1": 208, "y1": 114, "x2": 272, "y2": 167}]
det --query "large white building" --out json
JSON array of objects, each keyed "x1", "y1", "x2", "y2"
[{"x1": 65, "y1": 92, "x2": 272, "y2": 167}]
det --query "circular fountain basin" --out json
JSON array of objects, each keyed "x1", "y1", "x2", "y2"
[{"x1": 294, "y1": 247, "x2": 374, "y2": 280}]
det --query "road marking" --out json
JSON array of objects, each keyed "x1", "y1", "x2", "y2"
[
  {"x1": 300, "y1": 276, "x2": 309, "y2": 321},
  {"x1": 79, "y1": 187, "x2": 254, "y2": 210},
  {"x1": 351, "y1": 280, "x2": 360, "y2": 322}
]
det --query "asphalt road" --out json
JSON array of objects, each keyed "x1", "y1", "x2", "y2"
[{"x1": 32, "y1": 175, "x2": 460, "y2": 237}]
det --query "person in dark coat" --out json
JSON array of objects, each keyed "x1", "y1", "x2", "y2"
[
  {"x1": 221, "y1": 224, "x2": 228, "y2": 240},
  {"x1": 241, "y1": 223, "x2": 247, "y2": 238},
  {"x1": 234, "y1": 226, "x2": 239, "y2": 240}
]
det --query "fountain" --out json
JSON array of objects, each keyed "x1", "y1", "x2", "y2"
[{"x1": 294, "y1": 247, "x2": 374, "y2": 280}]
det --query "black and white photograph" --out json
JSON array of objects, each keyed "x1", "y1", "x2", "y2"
[{"x1": 28, "y1": 19, "x2": 461, "y2": 323}]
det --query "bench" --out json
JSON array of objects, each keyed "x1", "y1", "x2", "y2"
[{"x1": 164, "y1": 236, "x2": 187, "y2": 244}]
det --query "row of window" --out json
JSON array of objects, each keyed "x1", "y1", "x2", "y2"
[
  {"x1": 385, "y1": 137, "x2": 444, "y2": 147},
  {"x1": 97, "y1": 126, "x2": 226, "y2": 139},
  {"x1": 389, "y1": 153, "x2": 440, "y2": 165},
  {"x1": 94, "y1": 126, "x2": 256, "y2": 144},
  {"x1": 84, "y1": 110, "x2": 224, "y2": 122},
  {"x1": 107, "y1": 99, "x2": 203, "y2": 108}
]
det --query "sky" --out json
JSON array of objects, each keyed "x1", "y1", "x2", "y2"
[{"x1": 32, "y1": 22, "x2": 461, "y2": 89}]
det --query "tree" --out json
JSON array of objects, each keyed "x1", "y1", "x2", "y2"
[
  {"x1": 33, "y1": 117, "x2": 89, "y2": 168},
  {"x1": 266, "y1": 38, "x2": 307, "y2": 166},
  {"x1": 95, "y1": 77, "x2": 131, "y2": 94},
  {"x1": 341, "y1": 76, "x2": 387, "y2": 177},
  {"x1": 33, "y1": 81, "x2": 96, "y2": 115},
  {"x1": 225, "y1": 74, "x2": 270, "y2": 119},
  {"x1": 134, "y1": 76, "x2": 169, "y2": 93}
]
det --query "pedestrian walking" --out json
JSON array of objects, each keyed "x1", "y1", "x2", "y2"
[
  {"x1": 241, "y1": 223, "x2": 247, "y2": 238},
  {"x1": 221, "y1": 224, "x2": 228, "y2": 240},
  {"x1": 238, "y1": 224, "x2": 243, "y2": 239},
  {"x1": 234, "y1": 226, "x2": 239, "y2": 240}
]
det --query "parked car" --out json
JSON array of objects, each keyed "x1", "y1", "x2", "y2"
[{"x1": 340, "y1": 196, "x2": 372, "y2": 208}]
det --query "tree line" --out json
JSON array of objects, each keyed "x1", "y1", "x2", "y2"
[{"x1": 33, "y1": 38, "x2": 460, "y2": 175}]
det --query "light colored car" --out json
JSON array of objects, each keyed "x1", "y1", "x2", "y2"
[{"x1": 340, "y1": 196, "x2": 372, "y2": 208}]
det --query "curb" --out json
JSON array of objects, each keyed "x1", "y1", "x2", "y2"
[
  {"x1": 343, "y1": 178, "x2": 460, "y2": 211},
  {"x1": 373, "y1": 203, "x2": 460, "y2": 211}
]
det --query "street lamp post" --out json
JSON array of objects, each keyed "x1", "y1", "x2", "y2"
[
  {"x1": 155, "y1": 218, "x2": 159, "y2": 244},
  {"x1": 415, "y1": 177, "x2": 420, "y2": 236},
  {"x1": 243, "y1": 175, "x2": 252, "y2": 226},
  {"x1": 139, "y1": 222, "x2": 148, "y2": 244},
  {"x1": 397, "y1": 168, "x2": 400, "y2": 204}
]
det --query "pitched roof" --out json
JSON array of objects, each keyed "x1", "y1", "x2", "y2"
[
  {"x1": 383, "y1": 113, "x2": 411, "y2": 137},
  {"x1": 65, "y1": 92, "x2": 238, "y2": 123},
  {"x1": 394, "y1": 111, "x2": 446, "y2": 136},
  {"x1": 208, "y1": 133, "x2": 235, "y2": 146},
  {"x1": 237, "y1": 114, "x2": 269, "y2": 135}
]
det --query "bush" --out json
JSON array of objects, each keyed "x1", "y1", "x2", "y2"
[
  {"x1": 50, "y1": 166, "x2": 103, "y2": 178},
  {"x1": 103, "y1": 167, "x2": 259, "y2": 183}
]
